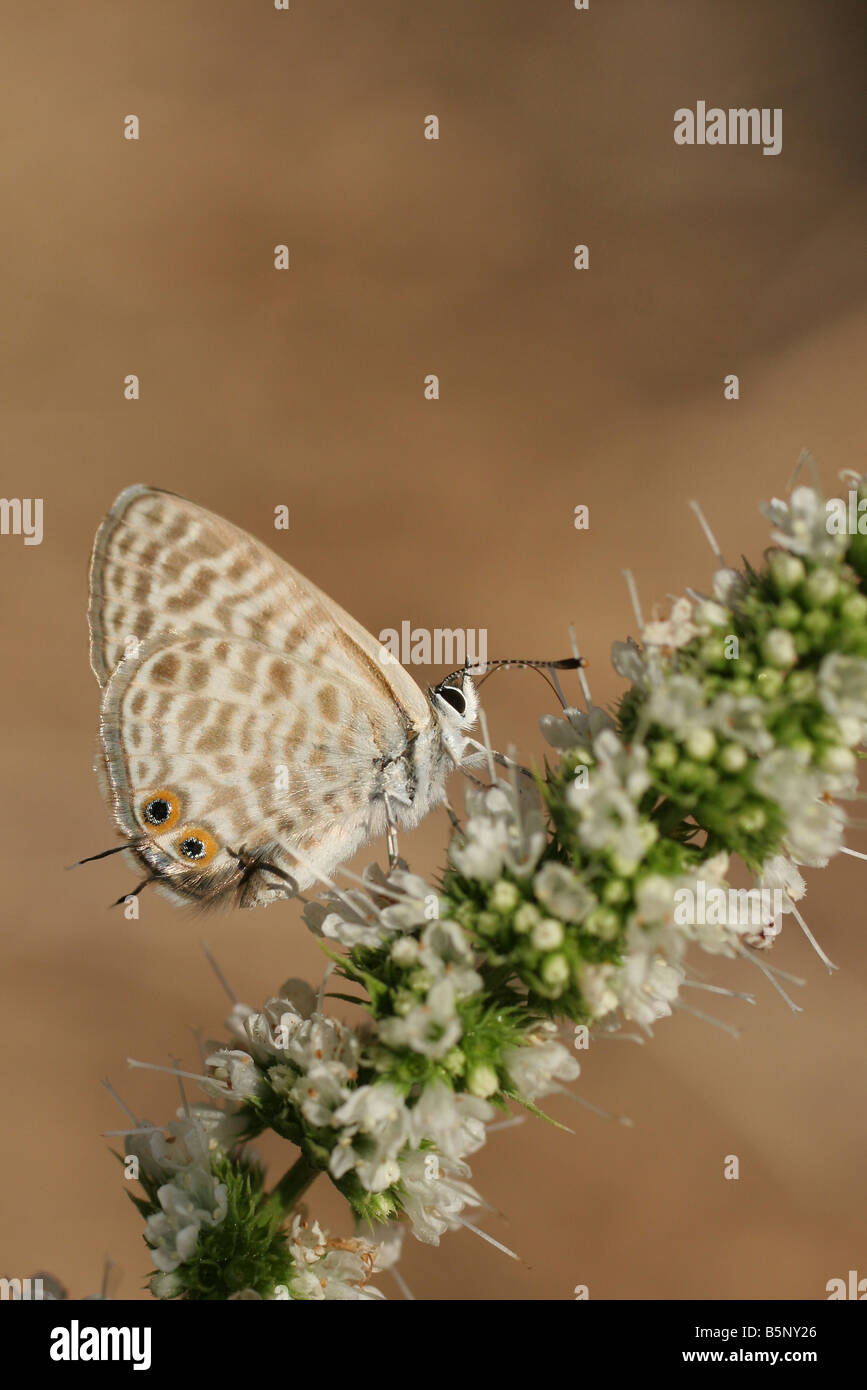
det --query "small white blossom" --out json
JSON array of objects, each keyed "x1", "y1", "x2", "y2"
[
  {"x1": 642, "y1": 597, "x2": 700, "y2": 651},
  {"x1": 287, "y1": 1216, "x2": 384, "y2": 1300},
  {"x1": 502, "y1": 1035, "x2": 579, "y2": 1099},
  {"x1": 407, "y1": 1082, "x2": 493, "y2": 1158},
  {"x1": 818, "y1": 653, "x2": 867, "y2": 722},
  {"x1": 450, "y1": 782, "x2": 546, "y2": 882},
  {"x1": 398, "y1": 1149, "x2": 482, "y2": 1245},
  {"x1": 378, "y1": 978, "x2": 463, "y2": 1059},
  {"x1": 329, "y1": 1084, "x2": 409, "y2": 1191},
  {"x1": 616, "y1": 954, "x2": 684, "y2": 1027},
  {"x1": 534, "y1": 861, "x2": 596, "y2": 923},
  {"x1": 761, "y1": 486, "x2": 847, "y2": 561}
]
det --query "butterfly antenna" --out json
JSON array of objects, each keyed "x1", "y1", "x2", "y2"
[
  {"x1": 110, "y1": 876, "x2": 157, "y2": 909},
  {"x1": 67, "y1": 840, "x2": 143, "y2": 871},
  {"x1": 473, "y1": 655, "x2": 584, "y2": 707}
]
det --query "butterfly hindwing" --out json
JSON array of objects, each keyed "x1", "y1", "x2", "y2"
[{"x1": 99, "y1": 629, "x2": 417, "y2": 906}]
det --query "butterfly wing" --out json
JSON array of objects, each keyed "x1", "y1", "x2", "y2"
[
  {"x1": 88, "y1": 484, "x2": 430, "y2": 721},
  {"x1": 88, "y1": 487, "x2": 437, "y2": 907}
]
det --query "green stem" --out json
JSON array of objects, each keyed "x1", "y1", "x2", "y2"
[{"x1": 269, "y1": 1153, "x2": 320, "y2": 1216}]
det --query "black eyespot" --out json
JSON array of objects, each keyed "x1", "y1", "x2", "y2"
[
  {"x1": 438, "y1": 685, "x2": 466, "y2": 715},
  {"x1": 145, "y1": 798, "x2": 171, "y2": 826},
  {"x1": 179, "y1": 836, "x2": 206, "y2": 861}
]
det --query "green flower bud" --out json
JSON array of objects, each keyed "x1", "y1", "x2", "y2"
[
  {"x1": 756, "y1": 668, "x2": 784, "y2": 698},
  {"x1": 540, "y1": 953, "x2": 571, "y2": 988},
  {"x1": 467, "y1": 1063, "x2": 500, "y2": 1098},
  {"x1": 786, "y1": 670, "x2": 816, "y2": 701},
  {"x1": 789, "y1": 736, "x2": 815, "y2": 757},
  {"x1": 719, "y1": 742, "x2": 748, "y2": 773},
  {"x1": 774, "y1": 599, "x2": 802, "y2": 630},
  {"x1": 763, "y1": 629, "x2": 797, "y2": 668},
  {"x1": 770, "y1": 552, "x2": 806, "y2": 591},
  {"x1": 802, "y1": 610, "x2": 832, "y2": 640},
  {"x1": 739, "y1": 806, "x2": 766, "y2": 833},
  {"x1": 490, "y1": 879, "x2": 520, "y2": 914},
  {"x1": 391, "y1": 937, "x2": 419, "y2": 967},
  {"x1": 443, "y1": 1047, "x2": 466, "y2": 1077},
  {"x1": 652, "y1": 740, "x2": 678, "y2": 769},
  {"x1": 685, "y1": 728, "x2": 716, "y2": 761},
  {"x1": 514, "y1": 903, "x2": 541, "y2": 934},
  {"x1": 532, "y1": 917, "x2": 565, "y2": 950},
  {"x1": 841, "y1": 593, "x2": 867, "y2": 624},
  {"x1": 585, "y1": 907, "x2": 620, "y2": 941},
  {"x1": 772, "y1": 553, "x2": 805, "y2": 592},
  {"x1": 804, "y1": 568, "x2": 839, "y2": 605},
  {"x1": 408, "y1": 968, "x2": 433, "y2": 993},
  {"x1": 820, "y1": 745, "x2": 856, "y2": 776},
  {"x1": 603, "y1": 878, "x2": 630, "y2": 904}
]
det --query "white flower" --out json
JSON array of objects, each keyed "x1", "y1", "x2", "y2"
[
  {"x1": 712, "y1": 567, "x2": 747, "y2": 605},
  {"x1": 450, "y1": 782, "x2": 546, "y2": 882},
  {"x1": 753, "y1": 749, "x2": 845, "y2": 867},
  {"x1": 281, "y1": 1014, "x2": 360, "y2": 1076},
  {"x1": 408, "y1": 1081, "x2": 493, "y2": 1158},
  {"x1": 237, "y1": 996, "x2": 307, "y2": 1061},
  {"x1": 567, "y1": 731, "x2": 655, "y2": 871},
  {"x1": 417, "y1": 919, "x2": 482, "y2": 998},
  {"x1": 202, "y1": 1049, "x2": 265, "y2": 1102},
  {"x1": 612, "y1": 637, "x2": 648, "y2": 685},
  {"x1": 576, "y1": 962, "x2": 619, "y2": 1018},
  {"x1": 502, "y1": 1035, "x2": 580, "y2": 1099},
  {"x1": 378, "y1": 869, "x2": 444, "y2": 933},
  {"x1": 378, "y1": 977, "x2": 463, "y2": 1059},
  {"x1": 710, "y1": 693, "x2": 774, "y2": 754},
  {"x1": 303, "y1": 892, "x2": 383, "y2": 948},
  {"x1": 533, "y1": 861, "x2": 596, "y2": 923},
  {"x1": 818, "y1": 653, "x2": 867, "y2": 722},
  {"x1": 287, "y1": 1216, "x2": 384, "y2": 1300},
  {"x1": 287, "y1": 1063, "x2": 353, "y2": 1127},
  {"x1": 329, "y1": 1084, "x2": 409, "y2": 1191},
  {"x1": 644, "y1": 674, "x2": 711, "y2": 738},
  {"x1": 642, "y1": 597, "x2": 699, "y2": 650},
  {"x1": 540, "y1": 704, "x2": 615, "y2": 751},
  {"x1": 398, "y1": 1149, "x2": 482, "y2": 1245},
  {"x1": 145, "y1": 1164, "x2": 228, "y2": 1274},
  {"x1": 761, "y1": 486, "x2": 846, "y2": 561},
  {"x1": 616, "y1": 954, "x2": 684, "y2": 1027},
  {"x1": 757, "y1": 855, "x2": 806, "y2": 909}
]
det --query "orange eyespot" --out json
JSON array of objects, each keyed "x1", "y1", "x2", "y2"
[
  {"x1": 174, "y1": 826, "x2": 219, "y2": 866},
  {"x1": 140, "y1": 789, "x2": 181, "y2": 832}
]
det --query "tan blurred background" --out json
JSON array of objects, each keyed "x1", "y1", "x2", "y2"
[{"x1": 1, "y1": 1, "x2": 865, "y2": 1301}]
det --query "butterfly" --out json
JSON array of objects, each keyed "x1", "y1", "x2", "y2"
[{"x1": 84, "y1": 485, "x2": 580, "y2": 910}]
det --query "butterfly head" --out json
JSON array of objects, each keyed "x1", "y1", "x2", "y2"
[{"x1": 429, "y1": 669, "x2": 479, "y2": 762}]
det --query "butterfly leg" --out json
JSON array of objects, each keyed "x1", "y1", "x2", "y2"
[
  {"x1": 227, "y1": 844, "x2": 303, "y2": 904},
  {"x1": 383, "y1": 795, "x2": 401, "y2": 873},
  {"x1": 465, "y1": 738, "x2": 533, "y2": 779}
]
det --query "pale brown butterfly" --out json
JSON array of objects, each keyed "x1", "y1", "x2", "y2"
[{"x1": 81, "y1": 485, "x2": 581, "y2": 910}]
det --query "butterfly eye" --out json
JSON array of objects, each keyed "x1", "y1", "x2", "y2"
[
  {"x1": 141, "y1": 790, "x2": 181, "y2": 831},
  {"x1": 438, "y1": 685, "x2": 466, "y2": 716},
  {"x1": 175, "y1": 827, "x2": 219, "y2": 865}
]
